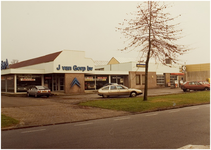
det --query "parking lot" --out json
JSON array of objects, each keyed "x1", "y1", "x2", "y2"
[{"x1": 2, "y1": 88, "x2": 184, "y2": 129}]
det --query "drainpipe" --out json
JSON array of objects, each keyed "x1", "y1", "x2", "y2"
[
  {"x1": 52, "y1": 75, "x2": 54, "y2": 91},
  {"x1": 95, "y1": 75, "x2": 96, "y2": 90},
  {"x1": 14, "y1": 74, "x2": 17, "y2": 93},
  {"x1": 109, "y1": 75, "x2": 111, "y2": 83},
  {"x1": 41, "y1": 75, "x2": 44, "y2": 86}
]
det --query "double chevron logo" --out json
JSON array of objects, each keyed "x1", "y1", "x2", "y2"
[{"x1": 71, "y1": 77, "x2": 81, "y2": 88}]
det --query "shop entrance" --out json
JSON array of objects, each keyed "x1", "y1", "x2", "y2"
[
  {"x1": 111, "y1": 76, "x2": 124, "y2": 85},
  {"x1": 44, "y1": 74, "x2": 64, "y2": 91}
]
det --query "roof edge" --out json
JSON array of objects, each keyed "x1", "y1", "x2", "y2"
[{"x1": 9, "y1": 51, "x2": 62, "y2": 69}]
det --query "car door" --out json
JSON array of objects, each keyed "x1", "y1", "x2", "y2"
[
  {"x1": 100, "y1": 86, "x2": 109, "y2": 96},
  {"x1": 188, "y1": 81, "x2": 195, "y2": 90},
  {"x1": 195, "y1": 81, "x2": 204, "y2": 90},
  {"x1": 28, "y1": 87, "x2": 33, "y2": 95},
  {"x1": 108, "y1": 85, "x2": 118, "y2": 96},
  {"x1": 116, "y1": 85, "x2": 129, "y2": 96},
  {"x1": 30, "y1": 87, "x2": 37, "y2": 96}
]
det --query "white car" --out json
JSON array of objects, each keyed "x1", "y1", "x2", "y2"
[{"x1": 98, "y1": 84, "x2": 142, "y2": 98}]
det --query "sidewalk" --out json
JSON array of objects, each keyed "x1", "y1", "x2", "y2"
[{"x1": 2, "y1": 88, "x2": 184, "y2": 130}]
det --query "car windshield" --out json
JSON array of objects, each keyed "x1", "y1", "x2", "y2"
[
  {"x1": 116, "y1": 85, "x2": 128, "y2": 89},
  {"x1": 36, "y1": 86, "x2": 48, "y2": 90},
  {"x1": 116, "y1": 85, "x2": 125, "y2": 89},
  {"x1": 110, "y1": 86, "x2": 117, "y2": 90},
  {"x1": 102, "y1": 86, "x2": 109, "y2": 90},
  {"x1": 121, "y1": 85, "x2": 128, "y2": 89}
]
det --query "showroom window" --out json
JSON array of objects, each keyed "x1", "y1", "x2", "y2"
[
  {"x1": 85, "y1": 75, "x2": 109, "y2": 90},
  {"x1": 142, "y1": 75, "x2": 145, "y2": 85},
  {"x1": 7, "y1": 76, "x2": 14, "y2": 92},
  {"x1": 85, "y1": 75, "x2": 96, "y2": 90},
  {"x1": 1, "y1": 76, "x2": 6, "y2": 92},
  {"x1": 1, "y1": 75, "x2": 14, "y2": 92},
  {"x1": 17, "y1": 75, "x2": 41, "y2": 92},
  {"x1": 136, "y1": 75, "x2": 140, "y2": 85}
]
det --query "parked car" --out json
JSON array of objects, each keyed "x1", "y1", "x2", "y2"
[
  {"x1": 98, "y1": 84, "x2": 142, "y2": 98},
  {"x1": 27, "y1": 86, "x2": 51, "y2": 98},
  {"x1": 181, "y1": 81, "x2": 210, "y2": 92}
]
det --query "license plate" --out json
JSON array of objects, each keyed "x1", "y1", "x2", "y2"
[{"x1": 41, "y1": 91, "x2": 47, "y2": 93}]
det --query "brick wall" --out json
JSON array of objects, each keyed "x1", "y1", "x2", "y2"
[
  {"x1": 129, "y1": 71, "x2": 157, "y2": 89},
  {"x1": 64, "y1": 73, "x2": 85, "y2": 94}
]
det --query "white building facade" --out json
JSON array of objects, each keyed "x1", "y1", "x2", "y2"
[{"x1": 1, "y1": 50, "x2": 184, "y2": 94}]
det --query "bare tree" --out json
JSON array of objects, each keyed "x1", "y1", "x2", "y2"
[
  {"x1": 10, "y1": 59, "x2": 19, "y2": 64},
  {"x1": 116, "y1": 1, "x2": 189, "y2": 101}
]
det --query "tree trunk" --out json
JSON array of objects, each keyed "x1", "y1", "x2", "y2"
[{"x1": 143, "y1": 1, "x2": 152, "y2": 101}]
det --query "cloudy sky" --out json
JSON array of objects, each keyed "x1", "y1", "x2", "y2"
[{"x1": 1, "y1": 1, "x2": 210, "y2": 65}]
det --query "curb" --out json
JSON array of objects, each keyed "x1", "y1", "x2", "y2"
[{"x1": 179, "y1": 144, "x2": 210, "y2": 149}]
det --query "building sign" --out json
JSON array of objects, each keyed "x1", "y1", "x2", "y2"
[
  {"x1": 1, "y1": 59, "x2": 9, "y2": 70},
  {"x1": 179, "y1": 65, "x2": 186, "y2": 73},
  {"x1": 136, "y1": 64, "x2": 145, "y2": 68},
  {"x1": 182, "y1": 65, "x2": 186, "y2": 73},
  {"x1": 7, "y1": 76, "x2": 14, "y2": 80},
  {"x1": 20, "y1": 78, "x2": 36, "y2": 81},
  {"x1": 71, "y1": 78, "x2": 81, "y2": 88},
  {"x1": 56, "y1": 64, "x2": 93, "y2": 72},
  {"x1": 112, "y1": 77, "x2": 121, "y2": 79},
  {"x1": 18, "y1": 75, "x2": 40, "y2": 81},
  {"x1": 97, "y1": 77, "x2": 107, "y2": 81},
  {"x1": 85, "y1": 77, "x2": 94, "y2": 81}
]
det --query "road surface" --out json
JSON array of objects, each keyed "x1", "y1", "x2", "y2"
[{"x1": 2, "y1": 104, "x2": 210, "y2": 149}]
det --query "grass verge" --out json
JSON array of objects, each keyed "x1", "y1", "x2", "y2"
[
  {"x1": 79, "y1": 91, "x2": 210, "y2": 113},
  {"x1": 1, "y1": 114, "x2": 19, "y2": 128}
]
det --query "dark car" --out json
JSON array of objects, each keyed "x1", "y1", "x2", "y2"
[
  {"x1": 181, "y1": 81, "x2": 210, "y2": 92},
  {"x1": 27, "y1": 86, "x2": 51, "y2": 97}
]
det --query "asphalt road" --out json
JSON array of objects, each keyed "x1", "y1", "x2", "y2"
[{"x1": 2, "y1": 104, "x2": 210, "y2": 149}]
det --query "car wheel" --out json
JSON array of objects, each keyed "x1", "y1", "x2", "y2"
[
  {"x1": 183, "y1": 89, "x2": 187, "y2": 92},
  {"x1": 102, "y1": 95, "x2": 109, "y2": 98},
  {"x1": 47, "y1": 95, "x2": 49, "y2": 98},
  {"x1": 204, "y1": 87, "x2": 209, "y2": 91},
  {"x1": 130, "y1": 92, "x2": 137, "y2": 97},
  {"x1": 34, "y1": 93, "x2": 38, "y2": 98},
  {"x1": 27, "y1": 92, "x2": 30, "y2": 97}
]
